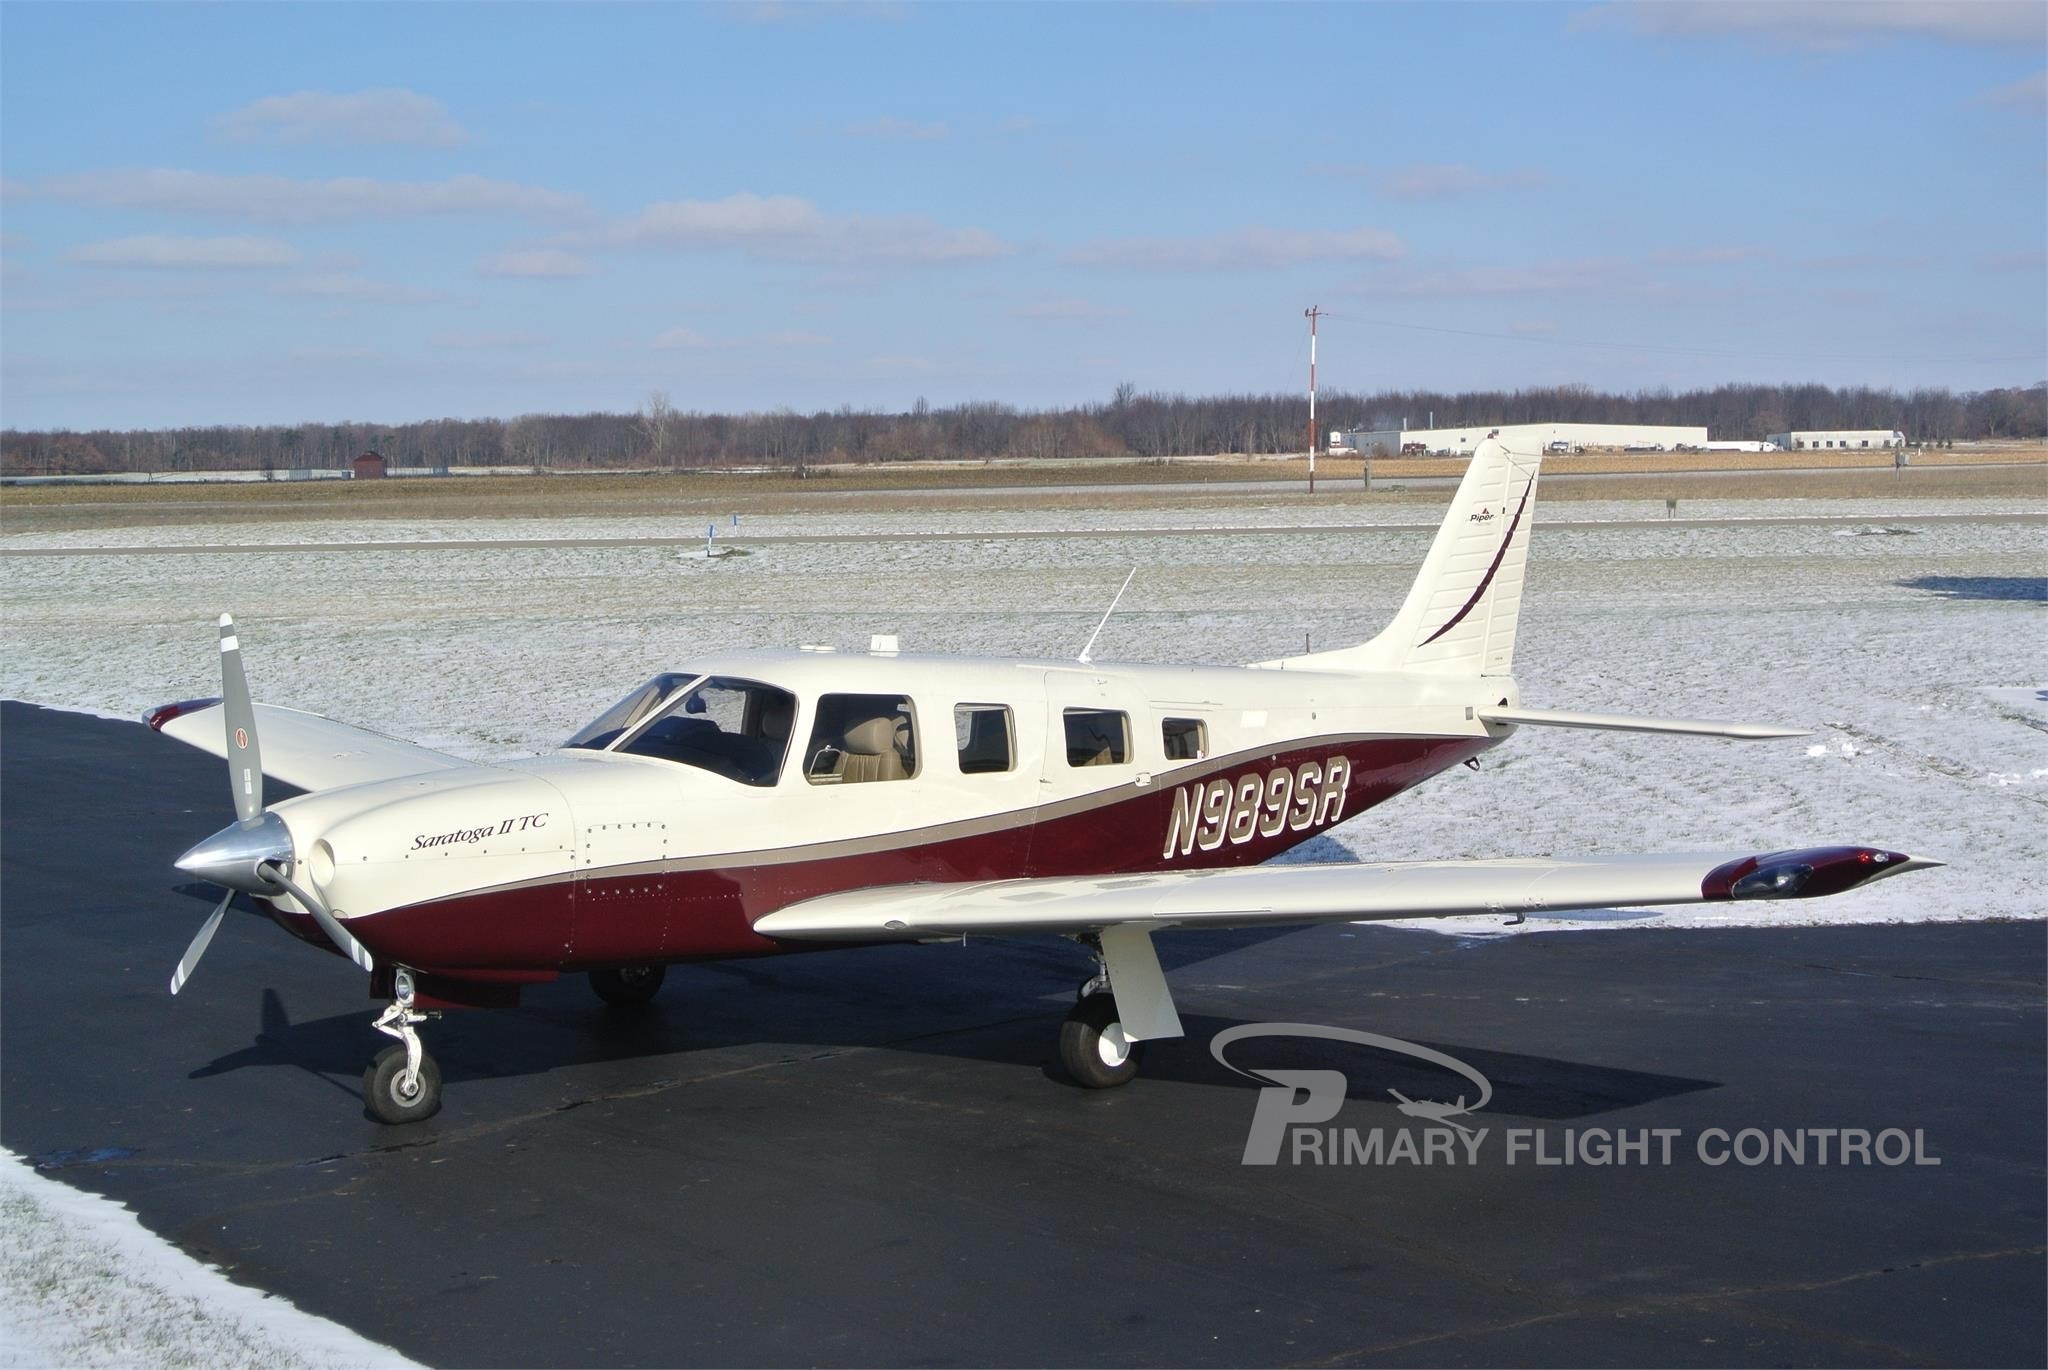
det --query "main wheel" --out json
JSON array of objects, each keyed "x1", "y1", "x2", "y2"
[
  {"x1": 1058, "y1": 992, "x2": 1143, "y2": 1089},
  {"x1": 589, "y1": 963, "x2": 666, "y2": 1008},
  {"x1": 364, "y1": 1044, "x2": 442, "y2": 1125}
]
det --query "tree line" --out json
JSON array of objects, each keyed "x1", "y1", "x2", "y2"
[{"x1": 4, "y1": 380, "x2": 2042, "y2": 477}]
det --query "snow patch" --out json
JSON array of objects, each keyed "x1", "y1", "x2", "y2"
[{"x1": 0, "y1": 1150, "x2": 416, "y2": 1369}]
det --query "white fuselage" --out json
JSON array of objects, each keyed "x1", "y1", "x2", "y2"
[{"x1": 258, "y1": 648, "x2": 1518, "y2": 975}]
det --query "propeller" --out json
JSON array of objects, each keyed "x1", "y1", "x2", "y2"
[{"x1": 169, "y1": 615, "x2": 374, "y2": 994}]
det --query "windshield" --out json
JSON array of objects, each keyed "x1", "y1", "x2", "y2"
[
  {"x1": 564, "y1": 673, "x2": 699, "y2": 751},
  {"x1": 608, "y1": 676, "x2": 796, "y2": 787}
]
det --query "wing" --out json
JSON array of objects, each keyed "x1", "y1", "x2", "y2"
[
  {"x1": 753, "y1": 846, "x2": 1937, "y2": 942},
  {"x1": 145, "y1": 698, "x2": 470, "y2": 792}
]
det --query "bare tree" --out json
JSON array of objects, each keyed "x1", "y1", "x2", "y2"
[{"x1": 637, "y1": 390, "x2": 677, "y2": 469}]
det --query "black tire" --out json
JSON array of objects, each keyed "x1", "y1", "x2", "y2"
[
  {"x1": 590, "y1": 963, "x2": 666, "y2": 1008},
  {"x1": 363, "y1": 1044, "x2": 442, "y2": 1125},
  {"x1": 1058, "y1": 992, "x2": 1143, "y2": 1089}
]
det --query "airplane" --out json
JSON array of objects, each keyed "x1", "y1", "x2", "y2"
[{"x1": 149, "y1": 438, "x2": 1939, "y2": 1123}]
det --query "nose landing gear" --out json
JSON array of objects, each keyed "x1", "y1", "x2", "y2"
[{"x1": 364, "y1": 969, "x2": 442, "y2": 1124}]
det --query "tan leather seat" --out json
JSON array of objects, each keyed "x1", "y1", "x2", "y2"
[{"x1": 836, "y1": 716, "x2": 909, "y2": 783}]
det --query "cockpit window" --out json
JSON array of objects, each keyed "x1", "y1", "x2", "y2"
[
  {"x1": 577, "y1": 671, "x2": 798, "y2": 778},
  {"x1": 616, "y1": 677, "x2": 796, "y2": 786},
  {"x1": 564, "y1": 673, "x2": 699, "y2": 751}
]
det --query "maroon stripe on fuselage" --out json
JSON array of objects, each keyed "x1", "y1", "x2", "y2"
[{"x1": 340, "y1": 733, "x2": 1491, "y2": 974}]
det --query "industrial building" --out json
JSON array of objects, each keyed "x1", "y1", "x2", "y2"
[
  {"x1": 1766, "y1": 429, "x2": 1904, "y2": 451},
  {"x1": 1332, "y1": 421, "x2": 1708, "y2": 457}
]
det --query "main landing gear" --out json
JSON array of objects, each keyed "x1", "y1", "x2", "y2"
[
  {"x1": 364, "y1": 969, "x2": 442, "y2": 1124},
  {"x1": 1060, "y1": 982, "x2": 1143, "y2": 1089},
  {"x1": 1057, "y1": 929, "x2": 1183, "y2": 1089}
]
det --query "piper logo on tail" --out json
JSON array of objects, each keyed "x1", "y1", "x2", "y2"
[{"x1": 1163, "y1": 757, "x2": 1351, "y2": 858}]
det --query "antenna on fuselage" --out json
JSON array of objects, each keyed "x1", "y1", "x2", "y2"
[{"x1": 1077, "y1": 566, "x2": 1138, "y2": 664}]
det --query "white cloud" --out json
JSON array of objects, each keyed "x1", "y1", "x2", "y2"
[
  {"x1": 1012, "y1": 296, "x2": 1126, "y2": 320},
  {"x1": 288, "y1": 346, "x2": 380, "y2": 363},
  {"x1": 269, "y1": 272, "x2": 444, "y2": 302},
  {"x1": 605, "y1": 192, "x2": 1009, "y2": 265},
  {"x1": 845, "y1": 116, "x2": 949, "y2": 141},
  {"x1": 1577, "y1": 1, "x2": 2043, "y2": 50},
  {"x1": 1066, "y1": 226, "x2": 1405, "y2": 271},
  {"x1": 1978, "y1": 70, "x2": 2047, "y2": 110},
  {"x1": 216, "y1": 88, "x2": 467, "y2": 147},
  {"x1": 998, "y1": 115, "x2": 1044, "y2": 134},
  {"x1": 476, "y1": 248, "x2": 594, "y2": 278},
  {"x1": 1347, "y1": 256, "x2": 1749, "y2": 302},
  {"x1": 14, "y1": 169, "x2": 584, "y2": 224},
  {"x1": 652, "y1": 327, "x2": 832, "y2": 350},
  {"x1": 1381, "y1": 164, "x2": 1551, "y2": 200},
  {"x1": 65, "y1": 235, "x2": 300, "y2": 269}
]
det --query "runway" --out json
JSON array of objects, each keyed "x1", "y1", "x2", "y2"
[{"x1": 2, "y1": 701, "x2": 2041, "y2": 1367}]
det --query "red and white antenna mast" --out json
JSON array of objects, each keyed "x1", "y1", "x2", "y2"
[{"x1": 1304, "y1": 305, "x2": 1322, "y2": 494}]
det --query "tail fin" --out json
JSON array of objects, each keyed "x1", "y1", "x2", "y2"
[{"x1": 1263, "y1": 437, "x2": 1543, "y2": 676}]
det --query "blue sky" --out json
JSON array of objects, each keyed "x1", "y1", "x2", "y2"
[{"x1": 3, "y1": 1, "x2": 2043, "y2": 430}]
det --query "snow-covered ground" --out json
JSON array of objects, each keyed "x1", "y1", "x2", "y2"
[
  {"x1": 3, "y1": 494, "x2": 2041, "y2": 935},
  {"x1": 0, "y1": 1150, "x2": 414, "y2": 1369},
  {"x1": 2, "y1": 493, "x2": 2038, "y2": 549}
]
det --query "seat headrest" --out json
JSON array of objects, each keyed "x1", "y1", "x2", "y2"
[{"x1": 841, "y1": 716, "x2": 899, "y2": 756}]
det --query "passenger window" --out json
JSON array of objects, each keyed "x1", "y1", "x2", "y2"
[
  {"x1": 610, "y1": 676, "x2": 793, "y2": 787},
  {"x1": 955, "y1": 703, "x2": 1015, "y2": 774},
  {"x1": 806, "y1": 693, "x2": 917, "y2": 784},
  {"x1": 1064, "y1": 708, "x2": 1129, "y2": 767},
  {"x1": 1162, "y1": 717, "x2": 1207, "y2": 761}
]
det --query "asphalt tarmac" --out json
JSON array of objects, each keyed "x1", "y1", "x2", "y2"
[{"x1": 4, "y1": 701, "x2": 2042, "y2": 1368}]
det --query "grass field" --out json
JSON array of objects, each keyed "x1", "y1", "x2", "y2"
[{"x1": 4, "y1": 446, "x2": 2042, "y2": 532}]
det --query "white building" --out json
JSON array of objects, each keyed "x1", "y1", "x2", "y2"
[
  {"x1": 1766, "y1": 429, "x2": 1904, "y2": 451},
  {"x1": 1333, "y1": 421, "x2": 1708, "y2": 458}
]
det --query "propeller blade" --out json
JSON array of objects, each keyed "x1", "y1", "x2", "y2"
[
  {"x1": 218, "y1": 614, "x2": 264, "y2": 825},
  {"x1": 170, "y1": 890, "x2": 233, "y2": 995},
  {"x1": 262, "y1": 863, "x2": 376, "y2": 975}
]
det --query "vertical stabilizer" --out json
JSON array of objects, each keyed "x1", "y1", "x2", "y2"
[{"x1": 1259, "y1": 437, "x2": 1543, "y2": 676}]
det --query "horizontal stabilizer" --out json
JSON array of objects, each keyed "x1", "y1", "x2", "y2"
[
  {"x1": 146, "y1": 699, "x2": 470, "y2": 792},
  {"x1": 1478, "y1": 706, "x2": 1806, "y2": 740},
  {"x1": 753, "y1": 846, "x2": 1937, "y2": 942}
]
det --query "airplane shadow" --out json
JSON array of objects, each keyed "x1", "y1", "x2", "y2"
[
  {"x1": 194, "y1": 932, "x2": 1717, "y2": 1124},
  {"x1": 1896, "y1": 574, "x2": 2048, "y2": 603}
]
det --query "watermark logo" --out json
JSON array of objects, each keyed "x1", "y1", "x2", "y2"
[
  {"x1": 1213, "y1": 1022, "x2": 1492, "y2": 1165},
  {"x1": 1214, "y1": 1022, "x2": 1941, "y2": 1169}
]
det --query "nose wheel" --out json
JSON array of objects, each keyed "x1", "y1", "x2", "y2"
[{"x1": 364, "y1": 970, "x2": 442, "y2": 1124}]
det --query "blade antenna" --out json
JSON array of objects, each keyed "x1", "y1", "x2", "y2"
[{"x1": 1077, "y1": 567, "x2": 1138, "y2": 665}]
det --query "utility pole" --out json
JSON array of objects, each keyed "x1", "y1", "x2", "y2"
[{"x1": 1304, "y1": 305, "x2": 1322, "y2": 494}]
